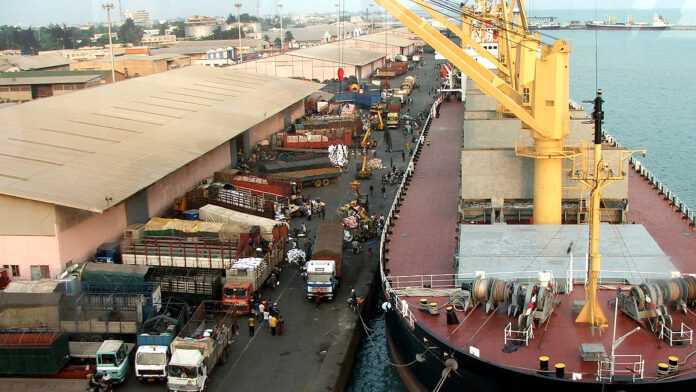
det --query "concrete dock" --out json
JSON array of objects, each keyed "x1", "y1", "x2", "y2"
[{"x1": 91, "y1": 55, "x2": 441, "y2": 392}]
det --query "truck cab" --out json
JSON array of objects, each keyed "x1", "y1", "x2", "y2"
[
  {"x1": 135, "y1": 345, "x2": 168, "y2": 382},
  {"x1": 167, "y1": 349, "x2": 208, "y2": 392},
  {"x1": 306, "y1": 260, "x2": 338, "y2": 301},
  {"x1": 222, "y1": 282, "x2": 252, "y2": 314},
  {"x1": 95, "y1": 241, "x2": 121, "y2": 263},
  {"x1": 387, "y1": 112, "x2": 400, "y2": 128},
  {"x1": 96, "y1": 340, "x2": 130, "y2": 384}
]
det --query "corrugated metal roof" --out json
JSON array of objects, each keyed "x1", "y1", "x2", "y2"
[
  {"x1": 151, "y1": 39, "x2": 268, "y2": 55},
  {"x1": 0, "y1": 66, "x2": 322, "y2": 213},
  {"x1": 0, "y1": 74, "x2": 102, "y2": 86},
  {"x1": 355, "y1": 32, "x2": 418, "y2": 48},
  {"x1": 288, "y1": 46, "x2": 384, "y2": 66},
  {"x1": 0, "y1": 54, "x2": 71, "y2": 70}
]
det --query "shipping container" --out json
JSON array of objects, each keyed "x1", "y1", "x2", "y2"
[{"x1": 0, "y1": 332, "x2": 69, "y2": 376}]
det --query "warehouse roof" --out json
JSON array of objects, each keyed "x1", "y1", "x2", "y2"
[
  {"x1": 0, "y1": 66, "x2": 322, "y2": 213},
  {"x1": 288, "y1": 46, "x2": 384, "y2": 66},
  {"x1": 0, "y1": 54, "x2": 70, "y2": 71},
  {"x1": 151, "y1": 39, "x2": 268, "y2": 55},
  {"x1": 355, "y1": 32, "x2": 418, "y2": 48},
  {"x1": 266, "y1": 23, "x2": 364, "y2": 42},
  {"x1": 0, "y1": 71, "x2": 103, "y2": 86}
]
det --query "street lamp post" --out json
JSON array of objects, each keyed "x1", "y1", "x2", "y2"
[
  {"x1": 278, "y1": 3, "x2": 284, "y2": 52},
  {"x1": 235, "y1": 2, "x2": 243, "y2": 63},
  {"x1": 102, "y1": 2, "x2": 117, "y2": 83}
]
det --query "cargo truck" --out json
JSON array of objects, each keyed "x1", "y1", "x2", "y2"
[
  {"x1": 386, "y1": 98, "x2": 402, "y2": 128},
  {"x1": 401, "y1": 76, "x2": 416, "y2": 94},
  {"x1": 222, "y1": 256, "x2": 280, "y2": 314},
  {"x1": 135, "y1": 300, "x2": 189, "y2": 383},
  {"x1": 95, "y1": 339, "x2": 132, "y2": 384},
  {"x1": 269, "y1": 166, "x2": 343, "y2": 188},
  {"x1": 306, "y1": 222, "x2": 343, "y2": 302},
  {"x1": 167, "y1": 301, "x2": 237, "y2": 392}
]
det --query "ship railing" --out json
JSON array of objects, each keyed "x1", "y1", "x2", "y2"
[
  {"x1": 503, "y1": 322, "x2": 534, "y2": 346},
  {"x1": 597, "y1": 354, "x2": 644, "y2": 382},
  {"x1": 379, "y1": 96, "x2": 435, "y2": 299},
  {"x1": 387, "y1": 270, "x2": 680, "y2": 291},
  {"x1": 659, "y1": 322, "x2": 693, "y2": 346}
]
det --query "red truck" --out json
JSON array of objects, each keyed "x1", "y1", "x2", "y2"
[{"x1": 374, "y1": 62, "x2": 408, "y2": 78}]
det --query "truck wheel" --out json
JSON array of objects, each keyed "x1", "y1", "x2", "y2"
[
  {"x1": 314, "y1": 179, "x2": 323, "y2": 188},
  {"x1": 322, "y1": 179, "x2": 330, "y2": 186}
]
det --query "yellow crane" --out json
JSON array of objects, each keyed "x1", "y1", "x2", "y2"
[
  {"x1": 357, "y1": 124, "x2": 374, "y2": 179},
  {"x1": 375, "y1": 0, "x2": 579, "y2": 225},
  {"x1": 374, "y1": 0, "x2": 644, "y2": 328}
]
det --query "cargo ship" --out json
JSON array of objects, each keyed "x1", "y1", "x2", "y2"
[
  {"x1": 374, "y1": 1, "x2": 696, "y2": 391},
  {"x1": 586, "y1": 15, "x2": 671, "y2": 30}
]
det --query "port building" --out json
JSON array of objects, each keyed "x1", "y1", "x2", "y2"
[
  {"x1": 0, "y1": 66, "x2": 321, "y2": 280},
  {"x1": 230, "y1": 46, "x2": 386, "y2": 82}
]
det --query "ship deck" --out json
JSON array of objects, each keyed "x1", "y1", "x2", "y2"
[
  {"x1": 385, "y1": 99, "x2": 463, "y2": 277},
  {"x1": 385, "y1": 98, "x2": 696, "y2": 382}
]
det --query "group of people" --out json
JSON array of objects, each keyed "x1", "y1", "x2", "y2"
[{"x1": 249, "y1": 297, "x2": 285, "y2": 337}]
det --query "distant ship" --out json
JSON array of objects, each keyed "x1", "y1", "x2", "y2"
[
  {"x1": 528, "y1": 16, "x2": 562, "y2": 30},
  {"x1": 586, "y1": 14, "x2": 671, "y2": 30}
]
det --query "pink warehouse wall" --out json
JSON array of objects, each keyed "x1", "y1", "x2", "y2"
[
  {"x1": 147, "y1": 142, "x2": 232, "y2": 218},
  {"x1": 248, "y1": 101, "x2": 305, "y2": 145},
  {"x1": 56, "y1": 203, "x2": 128, "y2": 268},
  {"x1": 0, "y1": 235, "x2": 61, "y2": 279}
]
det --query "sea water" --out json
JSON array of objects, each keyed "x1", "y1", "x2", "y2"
[{"x1": 348, "y1": 14, "x2": 696, "y2": 391}]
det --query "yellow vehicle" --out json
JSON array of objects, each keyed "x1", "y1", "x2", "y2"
[{"x1": 386, "y1": 112, "x2": 400, "y2": 128}]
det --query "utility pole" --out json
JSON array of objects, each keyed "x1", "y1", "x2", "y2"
[
  {"x1": 278, "y1": 3, "x2": 284, "y2": 52},
  {"x1": 117, "y1": 0, "x2": 124, "y2": 24},
  {"x1": 335, "y1": 2, "x2": 340, "y2": 41},
  {"x1": 235, "y1": 2, "x2": 243, "y2": 64},
  {"x1": 103, "y1": 2, "x2": 117, "y2": 84}
]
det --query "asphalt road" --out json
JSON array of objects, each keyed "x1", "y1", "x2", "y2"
[{"x1": 108, "y1": 53, "x2": 441, "y2": 392}]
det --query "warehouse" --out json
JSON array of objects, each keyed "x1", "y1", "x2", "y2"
[
  {"x1": 352, "y1": 31, "x2": 419, "y2": 57},
  {"x1": 70, "y1": 53, "x2": 191, "y2": 77},
  {"x1": 0, "y1": 66, "x2": 321, "y2": 280},
  {"x1": 230, "y1": 45, "x2": 385, "y2": 82},
  {"x1": 0, "y1": 71, "x2": 115, "y2": 102}
]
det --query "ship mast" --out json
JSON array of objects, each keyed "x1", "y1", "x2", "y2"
[{"x1": 575, "y1": 90, "x2": 609, "y2": 327}]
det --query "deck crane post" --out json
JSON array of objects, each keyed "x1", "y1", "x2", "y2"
[{"x1": 375, "y1": 0, "x2": 578, "y2": 224}]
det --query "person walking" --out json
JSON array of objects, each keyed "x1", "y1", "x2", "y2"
[
  {"x1": 258, "y1": 302, "x2": 265, "y2": 322},
  {"x1": 369, "y1": 184, "x2": 374, "y2": 195},
  {"x1": 263, "y1": 307, "x2": 270, "y2": 327},
  {"x1": 401, "y1": 150, "x2": 406, "y2": 162},
  {"x1": 320, "y1": 205, "x2": 326, "y2": 220},
  {"x1": 278, "y1": 315, "x2": 285, "y2": 336},
  {"x1": 248, "y1": 316, "x2": 256, "y2": 337},
  {"x1": 269, "y1": 315, "x2": 278, "y2": 336},
  {"x1": 381, "y1": 184, "x2": 387, "y2": 199}
]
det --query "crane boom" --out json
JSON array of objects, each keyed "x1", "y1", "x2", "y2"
[
  {"x1": 374, "y1": 0, "x2": 549, "y2": 137},
  {"x1": 411, "y1": 0, "x2": 510, "y2": 78}
]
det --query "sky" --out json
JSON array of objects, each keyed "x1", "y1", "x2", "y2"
[{"x1": 2, "y1": 0, "x2": 696, "y2": 26}]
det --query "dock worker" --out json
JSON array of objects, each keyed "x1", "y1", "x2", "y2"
[
  {"x1": 269, "y1": 315, "x2": 278, "y2": 336},
  {"x1": 248, "y1": 316, "x2": 256, "y2": 337},
  {"x1": 278, "y1": 315, "x2": 285, "y2": 336},
  {"x1": 258, "y1": 302, "x2": 265, "y2": 322}
]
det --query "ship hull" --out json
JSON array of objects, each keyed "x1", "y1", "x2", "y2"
[
  {"x1": 585, "y1": 24, "x2": 669, "y2": 30},
  {"x1": 385, "y1": 303, "x2": 696, "y2": 392}
]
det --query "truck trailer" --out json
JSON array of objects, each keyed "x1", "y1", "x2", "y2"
[
  {"x1": 167, "y1": 301, "x2": 237, "y2": 392},
  {"x1": 306, "y1": 221, "x2": 344, "y2": 301}
]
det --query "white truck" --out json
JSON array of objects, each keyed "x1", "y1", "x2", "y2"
[
  {"x1": 167, "y1": 302, "x2": 236, "y2": 392},
  {"x1": 135, "y1": 345, "x2": 168, "y2": 382},
  {"x1": 306, "y1": 260, "x2": 338, "y2": 301}
]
